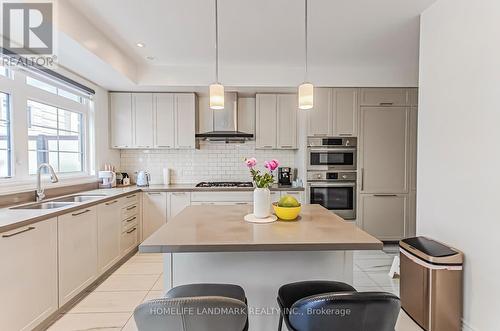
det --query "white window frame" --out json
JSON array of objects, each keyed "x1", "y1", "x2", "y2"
[{"x1": 0, "y1": 67, "x2": 95, "y2": 193}]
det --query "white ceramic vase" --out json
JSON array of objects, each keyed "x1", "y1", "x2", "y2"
[{"x1": 253, "y1": 187, "x2": 271, "y2": 218}]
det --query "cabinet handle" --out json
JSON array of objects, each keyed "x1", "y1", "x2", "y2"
[
  {"x1": 172, "y1": 192, "x2": 185, "y2": 196},
  {"x1": 148, "y1": 192, "x2": 162, "y2": 196},
  {"x1": 125, "y1": 216, "x2": 137, "y2": 223},
  {"x1": 126, "y1": 227, "x2": 137, "y2": 234},
  {"x1": 105, "y1": 200, "x2": 118, "y2": 206},
  {"x1": 379, "y1": 102, "x2": 394, "y2": 106},
  {"x1": 338, "y1": 133, "x2": 351, "y2": 136},
  {"x1": 281, "y1": 145, "x2": 293, "y2": 148},
  {"x1": 156, "y1": 145, "x2": 171, "y2": 148},
  {"x1": 235, "y1": 202, "x2": 248, "y2": 205},
  {"x1": 126, "y1": 195, "x2": 136, "y2": 199},
  {"x1": 126, "y1": 205, "x2": 137, "y2": 211},
  {"x1": 262, "y1": 145, "x2": 273, "y2": 148},
  {"x1": 360, "y1": 168, "x2": 364, "y2": 191},
  {"x1": 72, "y1": 209, "x2": 91, "y2": 216},
  {"x1": 2, "y1": 226, "x2": 35, "y2": 238},
  {"x1": 373, "y1": 194, "x2": 398, "y2": 197}
]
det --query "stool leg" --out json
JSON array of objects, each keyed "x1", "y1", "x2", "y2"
[{"x1": 278, "y1": 312, "x2": 283, "y2": 331}]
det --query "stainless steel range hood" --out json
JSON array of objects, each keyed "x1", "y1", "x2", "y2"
[{"x1": 196, "y1": 92, "x2": 253, "y2": 142}]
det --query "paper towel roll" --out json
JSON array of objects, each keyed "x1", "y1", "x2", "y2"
[{"x1": 162, "y1": 168, "x2": 170, "y2": 185}]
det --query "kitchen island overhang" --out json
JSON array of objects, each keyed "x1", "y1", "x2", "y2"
[{"x1": 139, "y1": 204, "x2": 382, "y2": 330}]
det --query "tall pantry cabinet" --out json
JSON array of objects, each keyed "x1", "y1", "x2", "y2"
[{"x1": 358, "y1": 88, "x2": 418, "y2": 240}]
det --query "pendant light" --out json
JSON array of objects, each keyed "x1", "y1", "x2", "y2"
[
  {"x1": 298, "y1": 0, "x2": 313, "y2": 110},
  {"x1": 209, "y1": 0, "x2": 224, "y2": 109}
]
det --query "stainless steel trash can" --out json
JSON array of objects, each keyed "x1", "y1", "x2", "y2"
[{"x1": 399, "y1": 237, "x2": 463, "y2": 331}]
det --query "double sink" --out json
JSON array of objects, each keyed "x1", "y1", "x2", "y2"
[{"x1": 11, "y1": 194, "x2": 106, "y2": 210}]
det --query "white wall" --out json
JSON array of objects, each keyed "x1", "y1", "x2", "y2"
[
  {"x1": 418, "y1": 0, "x2": 500, "y2": 330},
  {"x1": 120, "y1": 141, "x2": 295, "y2": 185}
]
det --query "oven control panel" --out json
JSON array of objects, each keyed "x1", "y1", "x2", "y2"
[{"x1": 307, "y1": 171, "x2": 357, "y2": 181}]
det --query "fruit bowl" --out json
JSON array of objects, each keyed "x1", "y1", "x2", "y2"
[{"x1": 272, "y1": 202, "x2": 301, "y2": 221}]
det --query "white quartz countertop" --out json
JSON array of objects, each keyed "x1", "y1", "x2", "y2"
[{"x1": 0, "y1": 184, "x2": 304, "y2": 233}]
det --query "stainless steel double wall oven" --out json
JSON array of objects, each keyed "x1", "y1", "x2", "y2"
[{"x1": 307, "y1": 137, "x2": 357, "y2": 220}]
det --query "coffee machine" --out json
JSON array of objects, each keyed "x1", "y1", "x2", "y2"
[{"x1": 278, "y1": 167, "x2": 293, "y2": 186}]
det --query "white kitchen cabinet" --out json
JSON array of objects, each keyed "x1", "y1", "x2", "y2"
[
  {"x1": 307, "y1": 88, "x2": 331, "y2": 137},
  {"x1": 167, "y1": 192, "x2": 191, "y2": 219},
  {"x1": 359, "y1": 107, "x2": 410, "y2": 193},
  {"x1": 97, "y1": 199, "x2": 122, "y2": 274},
  {"x1": 280, "y1": 191, "x2": 305, "y2": 205},
  {"x1": 332, "y1": 88, "x2": 358, "y2": 136},
  {"x1": 191, "y1": 191, "x2": 253, "y2": 203},
  {"x1": 133, "y1": 93, "x2": 154, "y2": 148},
  {"x1": 175, "y1": 93, "x2": 197, "y2": 149},
  {"x1": 307, "y1": 88, "x2": 358, "y2": 137},
  {"x1": 0, "y1": 219, "x2": 58, "y2": 331},
  {"x1": 155, "y1": 93, "x2": 176, "y2": 148},
  {"x1": 58, "y1": 207, "x2": 98, "y2": 305},
  {"x1": 256, "y1": 94, "x2": 297, "y2": 149},
  {"x1": 256, "y1": 94, "x2": 278, "y2": 149},
  {"x1": 359, "y1": 88, "x2": 409, "y2": 107},
  {"x1": 142, "y1": 192, "x2": 167, "y2": 240},
  {"x1": 277, "y1": 94, "x2": 298, "y2": 149},
  {"x1": 110, "y1": 93, "x2": 133, "y2": 148},
  {"x1": 359, "y1": 194, "x2": 408, "y2": 240}
]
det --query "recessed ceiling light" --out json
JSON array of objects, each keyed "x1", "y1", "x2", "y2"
[
  {"x1": 146, "y1": 56, "x2": 155, "y2": 61},
  {"x1": 136, "y1": 42, "x2": 145, "y2": 48}
]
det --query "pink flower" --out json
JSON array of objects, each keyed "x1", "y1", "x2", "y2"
[
  {"x1": 264, "y1": 159, "x2": 279, "y2": 171},
  {"x1": 245, "y1": 157, "x2": 257, "y2": 168}
]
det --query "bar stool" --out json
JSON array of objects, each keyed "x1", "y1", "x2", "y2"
[
  {"x1": 277, "y1": 280, "x2": 400, "y2": 331},
  {"x1": 134, "y1": 283, "x2": 248, "y2": 331}
]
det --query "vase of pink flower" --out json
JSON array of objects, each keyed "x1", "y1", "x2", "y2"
[{"x1": 245, "y1": 158, "x2": 279, "y2": 218}]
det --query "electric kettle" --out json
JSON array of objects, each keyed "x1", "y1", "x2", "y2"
[{"x1": 136, "y1": 171, "x2": 150, "y2": 187}]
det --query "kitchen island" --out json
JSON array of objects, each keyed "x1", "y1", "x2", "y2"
[{"x1": 140, "y1": 204, "x2": 382, "y2": 330}]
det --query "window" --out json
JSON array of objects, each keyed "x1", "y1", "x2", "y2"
[
  {"x1": 28, "y1": 100, "x2": 84, "y2": 174},
  {"x1": 27, "y1": 76, "x2": 85, "y2": 104},
  {"x1": 0, "y1": 92, "x2": 11, "y2": 178}
]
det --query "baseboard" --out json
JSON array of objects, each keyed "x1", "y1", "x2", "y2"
[{"x1": 462, "y1": 319, "x2": 478, "y2": 331}]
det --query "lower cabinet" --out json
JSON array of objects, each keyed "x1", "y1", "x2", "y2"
[
  {"x1": 97, "y1": 199, "x2": 122, "y2": 273},
  {"x1": 0, "y1": 218, "x2": 58, "y2": 331},
  {"x1": 58, "y1": 207, "x2": 98, "y2": 305},
  {"x1": 142, "y1": 192, "x2": 167, "y2": 240},
  {"x1": 121, "y1": 224, "x2": 139, "y2": 255},
  {"x1": 280, "y1": 191, "x2": 304, "y2": 204},
  {"x1": 359, "y1": 194, "x2": 408, "y2": 241},
  {"x1": 167, "y1": 192, "x2": 191, "y2": 219}
]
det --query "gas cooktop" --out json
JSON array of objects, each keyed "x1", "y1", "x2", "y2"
[{"x1": 195, "y1": 181, "x2": 254, "y2": 188}]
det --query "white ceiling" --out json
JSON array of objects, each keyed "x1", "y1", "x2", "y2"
[{"x1": 66, "y1": 0, "x2": 436, "y2": 90}]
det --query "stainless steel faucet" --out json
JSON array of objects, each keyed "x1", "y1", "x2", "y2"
[{"x1": 36, "y1": 163, "x2": 59, "y2": 201}]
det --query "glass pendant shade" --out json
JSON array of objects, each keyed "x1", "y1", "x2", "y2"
[
  {"x1": 209, "y1": 83, "x2": 224, "y2": 109},
  {"x1": 298, "y1": 82, "x2": 314, "y2": 110}
]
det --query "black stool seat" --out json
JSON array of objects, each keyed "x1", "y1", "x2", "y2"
[
  {"x1": 166, "y1": 283, "x2": 246, "y2": 303},
  {"x1": 277, "y1": 280, "x2": 400, "y2": 331}
]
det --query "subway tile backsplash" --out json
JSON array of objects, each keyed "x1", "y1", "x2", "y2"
[{"x1": 120, "y1": 141, "x2": 296, "y2": 184}]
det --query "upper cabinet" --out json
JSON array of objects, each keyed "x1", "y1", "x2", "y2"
[
  {"x1": 256, "y1": 94, "x2": 297, "y2": 149},
  {"x1": 110, "y1": 93, "x2": 133, "y2": 148},
  {"x1": 175, "y1": 93, "x2": 197, "y2": 149},
  {"x1": 307, "y1": 88, "x2": 358, "y2": 137},
  {"x1": 110, "y1": 92, "x2": 197, "y2": 149},
  {"x1": 133, "y1": 93, "x2": 154, "y2": 148},
  {"x1": 155, "y1": 93, "x2": 175, "y2": 148},
  {"x1": 360, "y1": 88, "x2": 415, "y2": 107}
]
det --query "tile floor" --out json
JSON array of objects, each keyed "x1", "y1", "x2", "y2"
[{"x1": 46, "y1": 247, "x2": 423, "y2": 331}]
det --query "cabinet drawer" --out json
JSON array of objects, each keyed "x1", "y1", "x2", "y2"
[
  {"x1": 122, "y1": 215, "x2": 138, "y2": 232},
  {"x1": 122, "y1": 203, "x2": 139, "y2": 219},
  {"x1": 360, "y1": 88, "x2": 408, "y2": 106},
  {"x1": 191, "y1": 191, "x2": 253, "y2": 202},
  {"x1": 121, "y1": 226, "x2": 138, "y2": 254},
  {"x1": 123, "y1": 193, "x2": 139, "y2": 204}
]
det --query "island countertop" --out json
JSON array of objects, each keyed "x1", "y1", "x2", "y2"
[{"x1": 140, "y1": 204, "x2": 382, "y2": 253}]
